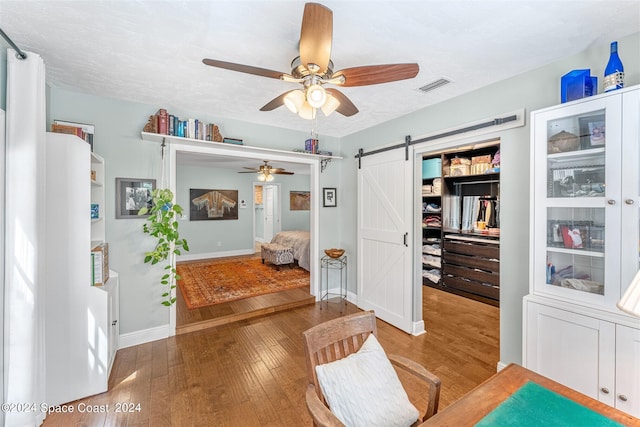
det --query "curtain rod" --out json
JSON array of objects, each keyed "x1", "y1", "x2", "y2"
[{"x1": 0, "y1": 28, "x2": 27, "y2": 60}]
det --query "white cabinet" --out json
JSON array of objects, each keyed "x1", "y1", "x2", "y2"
[
  {"x1": 524, "y1": 86, "x2": 640, "y2": 418},
  {"x1": 524, "y1": 300, "x2": 640, "y2": 416},
  {"x1": 45, "y1": 132, "x2": 119, "y2": 406}
]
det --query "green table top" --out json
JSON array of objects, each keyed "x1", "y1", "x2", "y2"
[{"x1": 475, "y1": 381, "x2": 624, "y2": 427}]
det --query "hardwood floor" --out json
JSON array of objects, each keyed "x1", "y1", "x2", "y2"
[{"x1": 42, "y1": 287, "x2": 499, "y2": 426}]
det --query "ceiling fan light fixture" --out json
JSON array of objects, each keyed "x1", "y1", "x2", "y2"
[
  {"x1": 321, "y1": 93, "x2": 340, "y2": 116},
  {"x1": 258, "y1": 171, "x2": 274, "y2": 182},
  {"x1": 284, "y1": 90, "x2": 305, "y2": 113},
  {"x1": 298, "y1": 102, "x2": 317, "y2": 120},
  {"x1": 306, "y1": 84, "x2": 326, "y2": 108}
]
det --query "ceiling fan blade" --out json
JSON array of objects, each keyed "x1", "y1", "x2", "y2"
[
  {"x1": 299, "y1": 3, "x2": 333, "y2": 73},
  {"x1": 203, "y1": 58, "x2": 286, "y2": 80},
  {"x1": 325, "y1": 89, "x2": 359, "y2": 117},
  {"x1": 333, "y1": 63, "x2": 419, "y2": 87},
  {"x1": 273, "y1": 171, "x2": 294, "y2": 175},
  {"x1": 259, "y1": 91, "x2": 296, "y2": 111},
  {"x1": 238, "y1": 171, "x2": 259, "y2": 173}
]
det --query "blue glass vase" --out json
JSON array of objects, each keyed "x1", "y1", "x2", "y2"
[{"x1": 604, "y1": 41, "x2": 624, "y2": 92}]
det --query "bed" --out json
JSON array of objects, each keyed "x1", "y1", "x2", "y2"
[{"x1": 270, "y1": 230, "x2": 311, "y2": 271}]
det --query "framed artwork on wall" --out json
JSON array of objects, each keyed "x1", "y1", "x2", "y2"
[
  {"x1": 290, "y1": 191, "x2": 310, "y2": 211},
  {"x1": 189, "y1": 188, "x2": 239, "y2": 220},
  {"x1": 115, "y1": 178, "x2": 155, "y2": 219},
  {"x1": 323, "y1": 188, "x2": 337, "y2": 207}
]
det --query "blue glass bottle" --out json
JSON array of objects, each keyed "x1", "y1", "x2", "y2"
[{"x1": 604, "y1": 41, "x2": 624, "y2": 92}]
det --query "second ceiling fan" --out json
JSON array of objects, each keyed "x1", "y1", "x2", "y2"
[
  {"x1": 203, "y1": 2, "x2": 419, "y2": 118},
  {"x1": 238, "y1": 160, "x2": 294, "y2": 182}
]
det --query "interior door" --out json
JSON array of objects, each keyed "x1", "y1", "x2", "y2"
[
  {"x1": 263, "y1": 184, "x2": 280, "y2": 242},
  {"x1": 357, "y1": 148, "x2": 413, "y2": 333}
]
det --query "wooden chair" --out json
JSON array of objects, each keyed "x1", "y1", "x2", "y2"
[{"x1": 302, "y1": 311, "x2": 441, "y2": 427}]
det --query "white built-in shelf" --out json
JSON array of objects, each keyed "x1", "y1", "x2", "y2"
[{"x1": 140, "y1": 131, "x2": 343, "y2": 161}]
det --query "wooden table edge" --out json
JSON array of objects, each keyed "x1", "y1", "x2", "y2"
[{"x1": 420, "y1": 363, "x2": 639, "y2": 426}]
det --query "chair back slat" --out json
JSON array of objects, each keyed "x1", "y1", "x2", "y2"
[
  {"x1": 302, "y1": 311, "x2": 377, "y2": 402},
  {"x1": 302, "y1": 310, "x2": 441, "y2": 425}
]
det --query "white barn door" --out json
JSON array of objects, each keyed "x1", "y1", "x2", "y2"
[{"x1": 357, "y1": 148, "x2": 413, "y2": 333}]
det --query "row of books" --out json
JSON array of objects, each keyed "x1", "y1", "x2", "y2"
[
  {"x1": 149, "y1": 109, "x2": 223, "y2": 142},
  {"x1": 51, "y1": 120, "x2": 95, "y2": 151}
]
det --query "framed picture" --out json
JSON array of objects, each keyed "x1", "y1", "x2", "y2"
[
  {"x1": 560, "y1": 224, "x2": 589, "y2": 249},
  {"x1": 323, "y1": 187, "x2": 337, "y2": 207},
  {"x1": 579, "y1": 114, "x2": 606, "y2": 149},
  {"x1": 189, "y1": 189, "x2": 238, "y2": 220},
  {"x1": 115, "y1": 178, "x2": 155, "y2": 219},
  {"x1": 290, "y1": 191, "x2": 310, "y2": 211}
]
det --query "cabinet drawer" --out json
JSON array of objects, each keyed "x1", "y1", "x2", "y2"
[
  {"x1": 444, "y1": 252, "x2": 500, "y2": 274},
  {"x1": 443, "y1": 275, "x2": 499, "y2": 300},
  {"x1": 444, "y1": 239, "x2": 499, "y2": 259},
  {"x1": 443, "y1": 264, "x2": 500, "y2": 287}
]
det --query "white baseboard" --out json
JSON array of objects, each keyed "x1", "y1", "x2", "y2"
[
  {"x1": 497, "y1": 361, "x2": 509, "y2": 372},
  {"x1": 119, "y1": 324, "x2": 173, "y2": 349},
  {"x1": 177, "y1": 248, "x2": 255, "y2": 262},
  {"x1": 412, "y1": 320, "x2": 426, "y2": 336}
]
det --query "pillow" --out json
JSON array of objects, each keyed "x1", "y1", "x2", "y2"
[{"x1": 315, "y1": 334, "x2": 419, "y2": 427}]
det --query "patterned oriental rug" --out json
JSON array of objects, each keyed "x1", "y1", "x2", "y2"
[{"x1": 176, "y1": 257, "x2": 310, "y2": 309}]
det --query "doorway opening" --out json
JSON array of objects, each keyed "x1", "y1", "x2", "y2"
[
  {"x1": 254, "y1": 183, "x2": 281, "y2": 245},
  {"x1": 170, "y1": 145, "x2": 321, "y2": 334}
]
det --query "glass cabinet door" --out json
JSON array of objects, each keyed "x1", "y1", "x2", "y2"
[
  {"x1": 620, "y1": 89, "x2": 640, "y2": 297},
  {"x1": 533, "y1": 95, "x2": 623, "y2": 307}
]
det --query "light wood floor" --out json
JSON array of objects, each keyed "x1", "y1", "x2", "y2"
[{"x1": 43, "y1": 287, "x2": 499, "y2": 426}]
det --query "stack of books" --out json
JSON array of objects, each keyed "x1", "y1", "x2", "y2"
[
  {"x1": 51, "y1": 120, "x2": 94, "y2": 151},
  {"x1": 147, "y1": 108, "x2": 223, "y2": 142}
]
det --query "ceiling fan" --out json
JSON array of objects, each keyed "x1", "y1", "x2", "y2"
[
  {"x1": 238, "y1": 160, "x2": 294, "y2": 182},
  {"x1": 202, "y1": 2, "x2": 419, "y2": 118}
]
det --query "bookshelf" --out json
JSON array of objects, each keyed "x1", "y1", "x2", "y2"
[
  {"x1": 140, "y1": 131, "x2": 343, "y2": 165},
  {"x1": 45, "y1": 132, "x2": 119, "y2": 406}
]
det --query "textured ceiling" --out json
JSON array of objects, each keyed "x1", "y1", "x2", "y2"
[{"x1": 1, "y1": 0, "x2": 639, "y2": 141}]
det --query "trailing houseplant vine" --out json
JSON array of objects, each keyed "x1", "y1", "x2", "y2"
[{"x1": 138, "y1": 188, "x2": 189, "y2": 306}]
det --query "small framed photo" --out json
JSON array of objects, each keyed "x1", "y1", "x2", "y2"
[
  {"x1": 115, "y1": 178, "x2": 155, "y2": 219},
  {"x1": 579, "y1": 114, "x2": 606, "y2": 149},
  {"x1": 560, "y1": 224, "x2": 589, "y2": 249},
  {"x1": 323, "y1": 187, "x2": 337, "y2": 207}
]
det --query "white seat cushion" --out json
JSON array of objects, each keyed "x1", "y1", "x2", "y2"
[{"x1": 315, "y1": 334, "x2": 419, "y2": 427}]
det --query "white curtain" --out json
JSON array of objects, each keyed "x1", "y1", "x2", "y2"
[{"x1": 4, "y1": 48, "x2": 47, "y2": 426}]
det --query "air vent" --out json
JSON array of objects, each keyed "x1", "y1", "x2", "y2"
[{"x1": 417, "y1": 78, "x2": 452, "y2": 94}]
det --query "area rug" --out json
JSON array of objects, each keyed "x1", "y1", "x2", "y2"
[{"x1": 176, "y1": 258, "x2": 310, "y2": 309}]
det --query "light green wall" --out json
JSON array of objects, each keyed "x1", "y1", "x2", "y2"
[
  {"x1": 176, "y1": 164, "x2": 310, "y2": 254},
  {"x1": 341, "y1": 32, "x2": 640, "y2": 366},
  {"x1": 47, "y1": 88, "x2": 341, "y2": 334},
  {"x1": 176, "y1": 165, "x2": 257, "y2": 253}
]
